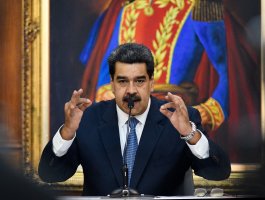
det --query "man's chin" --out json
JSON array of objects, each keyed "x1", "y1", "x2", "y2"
[
  {"x1": 121, "y1": 101, "x2": 141, "y2": 114},
  {"x1": 130, "y1": 105, "x2": 143, "y2": 116}
]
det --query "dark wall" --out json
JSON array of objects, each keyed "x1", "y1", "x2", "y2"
[{"x1": 50, "y1": 0, "x2": 110, "y2": 135}]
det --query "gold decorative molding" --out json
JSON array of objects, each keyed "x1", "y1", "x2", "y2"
[
  {"x1": 22, "y1": 0, "x2": 41, "y2": 179},
  {"x1": 22, "y1": 0, "x2": 33, "y2": 177},
  {"x1": 261, "y1": 0, "x2": 265, "y2": 165},
  {"x1": 25, "y1": 21, "x2": 40, "y2": 43}
]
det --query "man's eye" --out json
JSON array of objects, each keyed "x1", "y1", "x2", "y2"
[
  {"x1": 118, "y1": 80, "x2": 127, "y2": 83},
  {"x1": 118, "y1": 80, "x2": 129, "y2": 86},
  {"x1": 136, "y1": 79, "x2": 145, "y2": 83},
  {"x1": 135, "y1": 79, "x2": 145, "y2": 86}
]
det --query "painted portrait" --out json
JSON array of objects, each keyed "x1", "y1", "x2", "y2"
[{"x1": 50, "y1": 0, "x2": 262, "y2": 166}]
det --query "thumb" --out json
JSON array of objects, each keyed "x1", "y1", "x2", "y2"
[
  {"x1": 79, "y1": 99, "x2": 92, "y2": 111},
  {"x1": 160, "y1": 106, "x2": 172, "y2": 119}
]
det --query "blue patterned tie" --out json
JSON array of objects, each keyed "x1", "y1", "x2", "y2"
[{"x1": 125, "y1": 117, "x2": 139, "y2": 185}]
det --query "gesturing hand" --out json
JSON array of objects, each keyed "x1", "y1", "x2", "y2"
[
  {"x1": 159, "y1": 92, "x2": 192, "y2": 137},
  {"x1": 61, "y1": 88, "x2": 92, "y2": 140}
]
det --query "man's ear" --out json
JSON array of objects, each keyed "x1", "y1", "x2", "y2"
[
  {"x1": 150, "y1": 76, "x2": 154, "y2": 92},
  {"x1": 110, "y1": 79, "x2": 114, "y2": 93}
]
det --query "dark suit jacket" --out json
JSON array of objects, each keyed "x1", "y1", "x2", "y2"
[{"x1": 38, "y1": 96, "x2": 231, "y2": 196}]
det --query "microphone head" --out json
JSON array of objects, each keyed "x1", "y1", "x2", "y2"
[{"x1": 128, "y1": 95, "x2": 134, "y2": 109}]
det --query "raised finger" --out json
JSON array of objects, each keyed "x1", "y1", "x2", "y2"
[
  {"x1": 166, "y1": 92, "x2": 182, "y2": 103},
  {"x1": 174, "y1": 94, "x2": 186, "y2": 105},
  {"x1": 76, "y1": 98, "x2": 92, "y2": 111},
  {"x1": 70, "y1": 89, "x2": 83, "y2": 107},
  {"x1": 78, "y1": 100, "x2": 92, "y2": 111},
  {"x1": 166, "y1": 92, "x2": 186, "y2": 110}
]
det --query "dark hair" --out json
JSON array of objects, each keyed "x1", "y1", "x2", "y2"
[{"x1": 108, "y1": 43, "x2": 154, "y2": 79}]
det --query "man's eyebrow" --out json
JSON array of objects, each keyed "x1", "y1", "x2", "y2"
[
  {"x1": 116, "y1": 75, "x2": 147, "y2": 79},
  {"x1": 135, "y1": 76, "x2": 147, "y2": 79},
  {"x1": 116, "y1": 76, "x2": 128, "y2": 80}
]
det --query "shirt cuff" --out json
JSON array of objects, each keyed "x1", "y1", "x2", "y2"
[
  {"x1": 52, "y1": 125, "x2": 76, "y2": 157},
  {"x1": 186, "y1": 129, "x2": 209, "y2": 159}
]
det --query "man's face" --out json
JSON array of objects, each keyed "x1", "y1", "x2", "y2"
[{"x1": 111, "y1": 62, "x2": 154, "y2": 115}]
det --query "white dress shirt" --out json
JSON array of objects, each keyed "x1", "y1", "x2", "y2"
[{"x1": 53, "y1": 98, "x2": 210, "y2": 159}]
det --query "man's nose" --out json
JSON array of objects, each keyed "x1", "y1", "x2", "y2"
[{"x1": 127, "y1": 81, "x2": 137, "y2": 94}]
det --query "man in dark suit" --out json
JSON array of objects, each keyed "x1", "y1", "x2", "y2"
[{"x1": 38, "y1": 43, "x2": 231, "y2": 196}]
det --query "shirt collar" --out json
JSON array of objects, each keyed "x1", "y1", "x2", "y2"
[{"x1": 116, "y1": 98, "x2": 151, "y2": 126}]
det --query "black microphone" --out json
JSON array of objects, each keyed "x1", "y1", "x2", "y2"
[
  {"x1": 128, "y1": 94, "x2": 134, "y2": 110},
  {"x1": 109, "y1": 94, "x2": 140, "y2": 198}
]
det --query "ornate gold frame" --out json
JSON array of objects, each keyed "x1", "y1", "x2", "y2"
[{"x1": 22, "y1": 0, "x2": 265, "y2": 194}]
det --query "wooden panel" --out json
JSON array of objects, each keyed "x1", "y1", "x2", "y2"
[{"x1": 0, "y1": 0, "x2": 23, "y2": 163}]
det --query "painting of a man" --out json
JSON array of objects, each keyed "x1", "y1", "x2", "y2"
[{"x1": 50, "y1": 0, "x2": 261, "y2": 163}]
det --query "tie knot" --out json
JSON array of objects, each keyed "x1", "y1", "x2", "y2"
[{"x1": 129, "y1": 117, "x2": 139, "y2": 129}]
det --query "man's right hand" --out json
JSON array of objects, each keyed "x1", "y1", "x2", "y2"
[{"x1": 61, "y1": 88, "x2": 92, "y2": 140}]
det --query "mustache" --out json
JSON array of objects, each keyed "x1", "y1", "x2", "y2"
[{"x1": 123, "y1": 94, "x2": 141, "y2": 102}]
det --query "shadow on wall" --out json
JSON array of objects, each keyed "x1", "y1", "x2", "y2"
[{"x1": 0, "y1": 104, "x2": 56, "y2": 200}]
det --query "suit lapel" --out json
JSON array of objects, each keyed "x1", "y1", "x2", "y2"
[
  {"x1": 130, "y1": 97, "x2": 166, "y2": 188},
  {"x1": 98, "y1": 100, "x2": 123, "y2": 187}
]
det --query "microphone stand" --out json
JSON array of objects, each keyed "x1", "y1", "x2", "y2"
[{"x1": 109, "y1": 95, "x2": 140, "y2": 198}]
